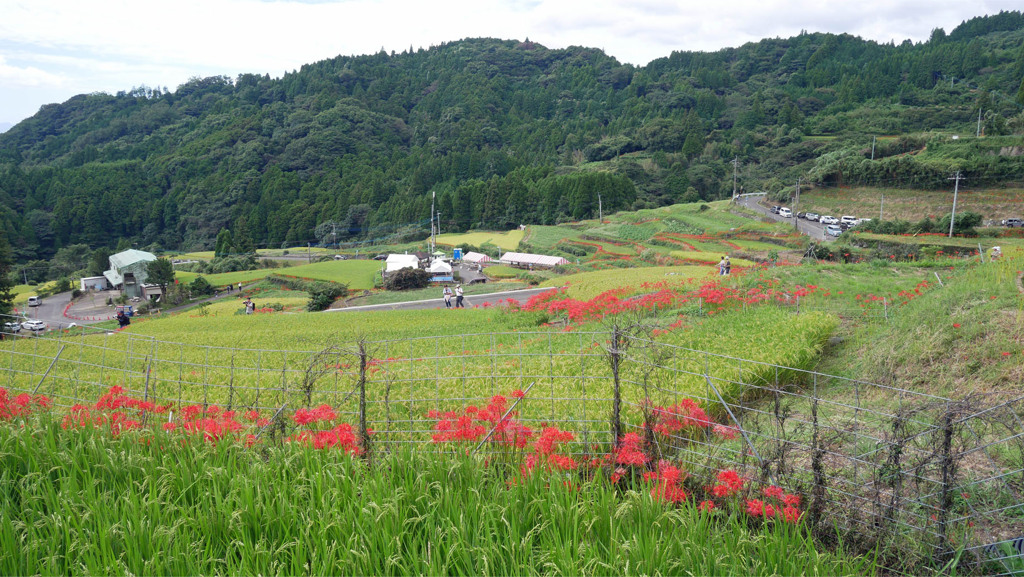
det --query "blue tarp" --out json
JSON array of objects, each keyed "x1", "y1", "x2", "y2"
[{"x1": 430, "y1": 276, "x2": 454, "y2": 282}]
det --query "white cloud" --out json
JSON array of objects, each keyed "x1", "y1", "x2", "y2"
[
  {"x1": 0, "y1": 55, "x2": 64, "y2": 87},
  {"x1": 0, "y1": 0, "x2": 1015, "y2": 124}
]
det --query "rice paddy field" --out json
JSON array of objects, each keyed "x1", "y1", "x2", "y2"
[
  {"x1": 174, "y1": 259, "x2": 382, "y2": 290},
  {"x1": 435, "y1": 229, "x2": 525, "y2": 251},
  {"x1": 6, "y1": 199, "x2": 1024, "y2": 576}
]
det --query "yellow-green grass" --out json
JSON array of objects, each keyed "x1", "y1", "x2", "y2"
[
  {"x1": 2, "y1": 303, "x2": 838, "y2": 433},
  {"x1": 174, "y1": 260, "x2": 382, "y2": 290},
  {"x1": 670, "y1": 251, "x2": 756, "y2": 266},
  {"x1": 436, "y1": 229, "x2": 524, "y2": 251},
  {"x1": 483, "y1": 265, "x2": 520, "y2": 279},
  {"x1": 850, "y1": 231, "x2": 1024, "y2": 250},
  {"x1": 522, "y1": 225, "x2": 585, "y2": 251},
  {"x1": 729, "y1": 239, "x2": 794, "y2": 251},
  {"x1": 540, "y1": 265, "x2": 710, "y2": 300},
  {"x1": 797, "y1": 186, "x2": 1024, "y2": 223},
  {"x1": 171, "y1": 251, "x2": 215, "y2": 260},
  {"x1": 12, "y1": 283, "x2": 56, "y2": 304}
]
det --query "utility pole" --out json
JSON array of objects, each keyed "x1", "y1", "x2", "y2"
[
  {"x1": 597, "y1": 192, "x2": 603, "y2": 223},
  {"x1": 437, "y1": 212, "x2": 442, "y2": 239},
  {"x1": 871, "y1": 136, "x2": 876, "y2": 161},
  {"x1": 793, "y1": 178, "x2": 801, "y2": 231},
  {"x1": 976, "y1": 108, "x2": 983, "y2": 138},
  {"x1": 430, "y1": 190, "x2": 436, "y2": 254},
  {"x1": 731, "y1": 157, "x2": 739, "y2": 201},
  {"x1": 948, "y1": 171, "x2": 964, "y2": 238}
]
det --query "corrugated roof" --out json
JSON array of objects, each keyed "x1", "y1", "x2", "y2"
[
  {"x1": 462, "y1": 251, "x2": 493, "y2": 263},
  {"x1": 498, "y1": 252, "x2": 569, "y2": 267},
  {"x1": 109, "y1": 249, "x2": 157, "y2": 269}
]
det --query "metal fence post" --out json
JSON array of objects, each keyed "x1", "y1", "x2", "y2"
[
  {"x1": 610, "y1": 326, "x2": 622, "y2": 446},
  {"x1": 358, "y1": 339, "x2": 371, "y2": 459}
]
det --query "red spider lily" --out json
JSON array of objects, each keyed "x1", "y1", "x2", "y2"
[
  {"x1": 762, "y1": 485, "x2": 785, "y2": 500},
  {"x1": 698, "y1": 500, "x2": 716, "y2": 512}
]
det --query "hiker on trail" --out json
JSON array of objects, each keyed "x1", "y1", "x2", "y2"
[
  {"x1": 718, "y1": 257, "x2": 727, "y2": 276},
  {"x1": 455, "y1": 284, "x2": 465, "y2": 308},
  {"x1": 724, "y1": 256, "x2": 731, "y2": 276},
  {"x1": 238, "y1": 282, "x2": 242, "y2": 292},
  {"x1": 443, "y1": 286, "x2": 453, "y2": 308}
]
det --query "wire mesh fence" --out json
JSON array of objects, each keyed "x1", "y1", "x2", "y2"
[{"x1": 1, "y1": 321, "x2": 1021, "y2": 574}]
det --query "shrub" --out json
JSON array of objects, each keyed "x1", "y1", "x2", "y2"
[
  {"x1": 384, "y1": 268, "x2": 430, "y2": 291},
  {"x1": 306, "y1": 282, "x2": 350, "y2": 312},
  {"x1": 189, "y1": 276, "x2": 214, "y2": 296}
]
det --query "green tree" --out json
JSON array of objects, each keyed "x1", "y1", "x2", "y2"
[
  {"x1": 214, "y1": 229, "x2": 234, "y2": 258},
  {"x1": 145, "y1": 257, "x2": 176, "y2": 298},
  {"x1": 0, "y1": 237, "x2": 15, "y2": 318}
]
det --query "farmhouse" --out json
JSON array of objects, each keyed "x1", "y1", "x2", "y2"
[{"x1": 103, "y1": 249, "x2": 157, "y2": 299}]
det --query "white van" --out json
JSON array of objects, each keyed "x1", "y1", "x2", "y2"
[
  {"x1": 840, "y1": 216, "x2": 858, "y2": 226},
  {"x1": 27, "y1": 296, "x2": 42, "y2": 307},
  {"x1": 778, "y1": 207, "x2": 793, "y2": 217}
]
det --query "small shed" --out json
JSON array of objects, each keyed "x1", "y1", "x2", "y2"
[
  {"x1": 498, "y1": 252, "x2": 569, "y2": 269},
  {"x1": 80, "y1": 276, "x2": 111, "y2": 291},
  {"x1": 462, "y1": 251, "x2": 494, "y2": 264},
  {"x1": 385, "y1": 254, "x2": 420, "y2": 274}
]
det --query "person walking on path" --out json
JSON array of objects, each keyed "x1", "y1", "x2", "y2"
[
  {"x1": 718, "y1": 257, "x2": 727, "y2": 276},
  {"x1": 443, "y1": 286, "x2": 453, "y2": 308},
  {"x1": 237, "y1": 282, "x2": 243, "y2": 292},
  {"x1": 724, "y1": 256, "x2": 731, "y2": 276},
  {"x1": 455, "y1": 284, "x2": 465, "y2": 308}
]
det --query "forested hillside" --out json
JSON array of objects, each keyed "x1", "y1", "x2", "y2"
[{"x1": 1, "y1": 11, "x2": 1023, "y2": 260}]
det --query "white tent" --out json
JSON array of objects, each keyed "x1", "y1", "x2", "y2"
[
  {"x1": 428, "y1": 259, "x2": 453, "y2": 274},
  {"x1": 385, "y1": 254, "x2": 420, "y2": 273},
  {"x1": 498, "y1": 252, "x2": 569, "y2": 268},
  {"x1": 462, "y1": 251, "x2": 494, "y2": 264}
]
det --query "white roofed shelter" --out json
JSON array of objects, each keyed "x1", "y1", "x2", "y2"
[
  {"x1": 428, "y1": 259, "x2": 453, "y2": 274},
  {"x1": 461, "y1": 251, "x2": 494, "y2": 264},
  {"x1": 498, "y1": 252, "x2": 569, "y2": 268},
  {"x1": 385, "y1": 254, "x2": 420, "y2": 274}
]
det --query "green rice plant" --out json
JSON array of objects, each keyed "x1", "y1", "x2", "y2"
[{"x1": 0, "y1": 418, "x2": 876, "y2": 576}]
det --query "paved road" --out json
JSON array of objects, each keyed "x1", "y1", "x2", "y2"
[
  {"x1": 9, "y1": 290, "x2": 82, "y2": 331},
  {"x1": 326, "y1": 286, "x2": 556, "y2": 313},
  {"x1": 737, "y1": 196, "x2": 831, "y2": 241}
]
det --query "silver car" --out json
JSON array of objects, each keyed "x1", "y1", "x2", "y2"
[{"x1": 825, "y1": 224, "x2": 843, "y2": 237}]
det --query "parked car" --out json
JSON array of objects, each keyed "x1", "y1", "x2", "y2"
[
  {"x1": 22, "y1": 319, "x2": 46, "y2": 332},
  {"x1": 805, "y1": 212, "x2": 820, "y2": 222},
  {"x1": 770, "y1": 205, "x2": 781, "y2": 214},
  {"x1": 1003, "y1": 218, "x2": 1023, "y2": 227},
  {"x1": 825, "y1": 224, "x2": 843, "y2": 237},
  {"x1": 796, "y1": 212, "x2": 806, "y2": 219},
  {"x1": 373, "y1": 254, "x2": 388, "y2": 260},
  {"x1": 857, "y1": 218, "x2": 873, "y2": 226},
  {"x1": 27, "y1": 296, "x2": 41, "y2": 307},
  {"x1": 840, "y1": 216, "x2": 859, "y2": 226},
  {"x1": 820, "y1": 215, "x2": 839, "y2": 225},
  {"x1": 3, "y1": 321, "x2": 21, "y2": 333}
]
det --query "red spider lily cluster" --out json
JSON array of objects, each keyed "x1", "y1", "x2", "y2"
[
  {"x1": 645, "y1": 399, "x2": 738, "y2": 440},
  {"x1": 0, "y1": 389, "x2": 52, "y2": 420},
  {"x1": 428, "y1": 393, "x2": 533, "y2": 447}
]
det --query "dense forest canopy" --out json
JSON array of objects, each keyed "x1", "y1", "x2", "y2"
[{"x1": 1, "y1": 12, "x2": 1023, "y2": 262}]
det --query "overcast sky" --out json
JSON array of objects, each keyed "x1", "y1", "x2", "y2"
[{"x1": 0, "y1": 0, "x2": 1017, "y2": 128}]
